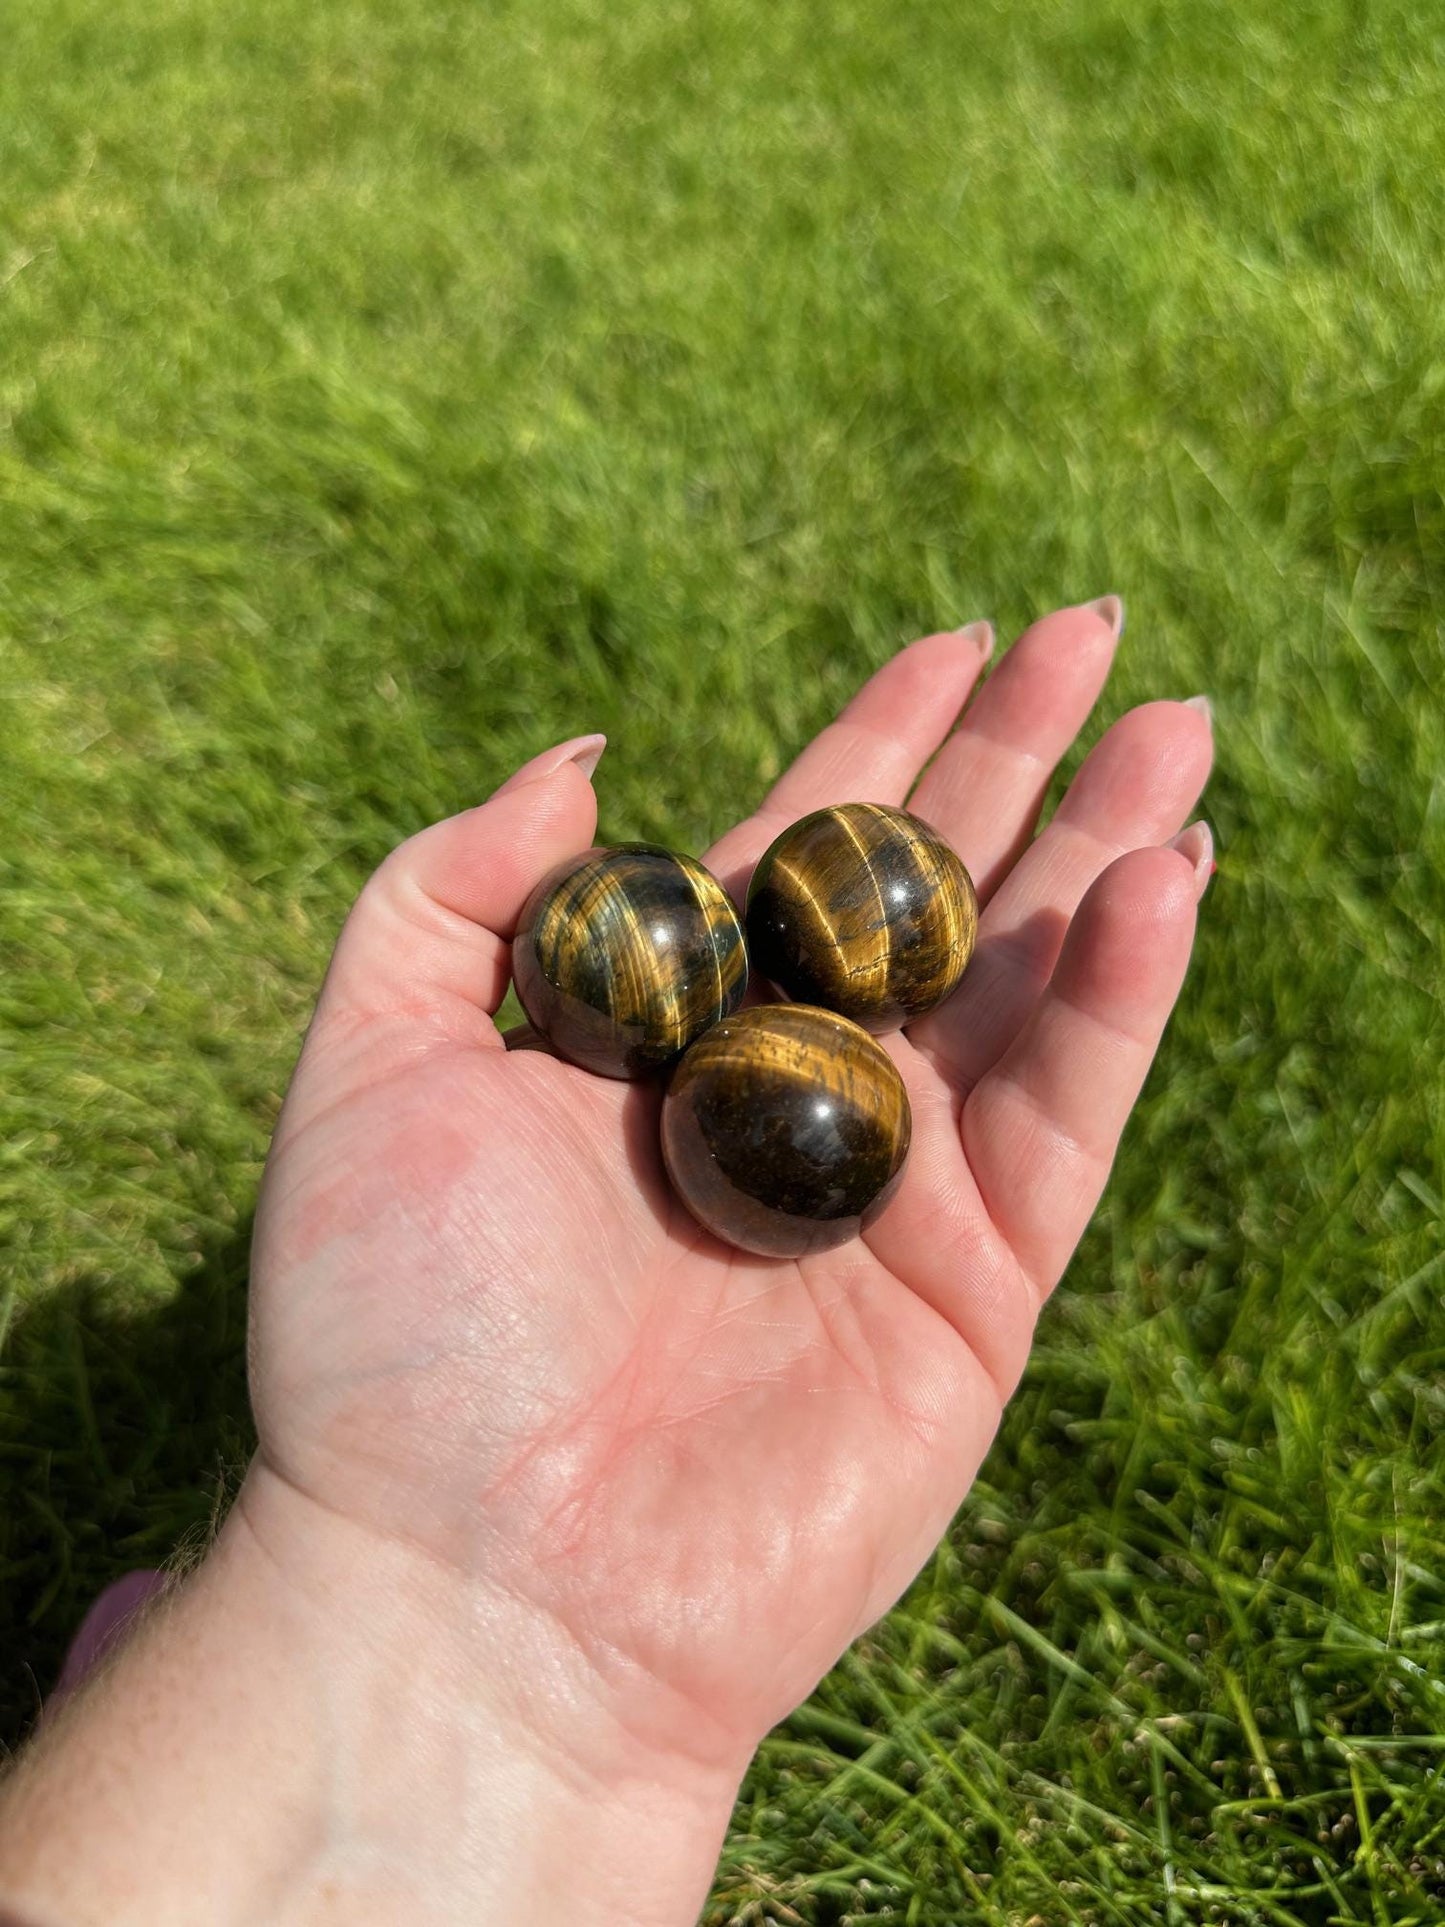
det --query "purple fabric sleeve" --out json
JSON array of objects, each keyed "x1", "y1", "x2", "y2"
[{"x1": 43, "y1": 1568, "x2": 168, "y2": 1719}]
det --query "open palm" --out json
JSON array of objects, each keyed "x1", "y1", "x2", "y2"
[{"x1": 245, "y1": 599, "x2": 1212, "y2": 1777}]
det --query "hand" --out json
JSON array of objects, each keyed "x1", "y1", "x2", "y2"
[
  {"x1": 0, "y1": 597, "x2": 1213, "y2": 1927},
  {"x1": 245, "y1": 596, "x2": 1211, "y2": 1757}
]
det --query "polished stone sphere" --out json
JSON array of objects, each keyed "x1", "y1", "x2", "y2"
[
  {"x1": 512, "y1": 844, "x2": 747, "y2": 1078},
  {"x1": 500, "y1": 1021, "x2": 554, "y2": 1054},
  {"x1": 660, "y1": 1004, "x2": 912, "y2": 1257},
  {"x1": 745, "y1": 802, "x2": 978, "y2": 1032}
]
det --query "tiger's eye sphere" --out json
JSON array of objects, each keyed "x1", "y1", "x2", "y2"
[
  {"x1": 500, "y1": 1021, "x2": 554, "y2": 1054},
  {"x1": 512, "y1": 845, "x2": 747, "y2": 1079},
  {"x1": 746, "y1": 802, "x2": 978, "y2": 1032},
  {"x1": 660, "y1": 1004, "x2": 912, "y2": 1258}
]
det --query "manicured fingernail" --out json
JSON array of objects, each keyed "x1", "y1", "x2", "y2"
[
  {"x1": 567, "y1": 734, "x2": 607, "y2": 780},
  {"x1": 956, "y1": 619, "x2": 994, "y2": 661},
  {"x1": 1183, "y1": 693, "x2": 1213, "y2": 725},
  {"x1": 1085, "y1": 594, "x2": 1125, "y2": 639},
  {"x1": 495, "y1": 732, "x2": 607, "y2": 799},
  {"x1": 1168, "y1": 820, "x2": 1215, "y2": 897},
  {"x1": 538, "y1": 732, "x2": 607, "y2": 780}
]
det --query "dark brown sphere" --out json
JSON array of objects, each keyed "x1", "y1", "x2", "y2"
[
  {"x1": 660, "y1": 1004, "x2": 912, "y2": 1258},
  {"x1": 500, "y1": 1021, "x2": 555, "y2": 1054},
  {"x1": 512, "y1": 844, "x2": 747, "y2": 1079},
  {"x1": 745, "y1": 802, "x2": 978, "y2": 1032}
]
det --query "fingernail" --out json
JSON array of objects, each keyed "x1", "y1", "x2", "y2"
[
  {"x1": 956, "y1": 619, "x2": 994, "y2": 661},
  {"x1": 497, "y1": 732, "x2": 607, "y2": 798},
  {"x1": 1183, "y1": 693, "x2": 1213, "y2": 726},
  {"x1": 567, "y1": 733, "x2": 607, "y2": 780},
  {"x1": 1085, "y1": 594, "x2": 1125, "y2": 640},
  {"x1": 1168, "y1": 820, "x2": 1215, "y2": 898}
]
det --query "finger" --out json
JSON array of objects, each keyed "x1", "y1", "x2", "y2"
[
  {"x1": 962, "y1": 840, "x2": 1207, "y2": 1308},
  {"x1": 861, "y1": 1037, "x2": 1038, "y2": 1411},
  {"x1": 314, "y1": 733, "x2": 604, "y2": 1039},
  {"x1": 705, "y1": 623, "x2": 994, "y2": 899},
  {"x1": 908, "y1": 596, "x2": 1124, "y2": 906},
  {"x1": 913, "y1": 698, "x2": 1212, "y2": 1091}
]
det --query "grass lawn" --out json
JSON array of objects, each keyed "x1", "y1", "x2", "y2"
[{"x1": 3, "y1": 0, "x2": 1444, "y2": 1916}]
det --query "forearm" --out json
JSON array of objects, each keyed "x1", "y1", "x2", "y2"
[{"x1": 0, "y1": 1464, "x2": 742, "y2": 1927}]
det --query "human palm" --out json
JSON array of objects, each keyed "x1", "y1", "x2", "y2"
[{"x1": 246, "y1": 600, "x2": 1212, "y2": 1775}]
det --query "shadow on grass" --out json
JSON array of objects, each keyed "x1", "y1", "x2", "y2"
[{"x1": 0, "y1": 1213, "x2": 256, "y2": 1753}]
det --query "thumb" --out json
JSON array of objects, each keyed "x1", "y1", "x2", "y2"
[{"x1": 311, "y1": 732, "x2": 605, "y2": 1040}]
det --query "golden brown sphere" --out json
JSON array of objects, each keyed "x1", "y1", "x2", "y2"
[
  {"x1": 661, "y1": 1004, "x2": 912, "y2": 1257},
  {"x1": 512, "y1": 844, "x2": 747, "y2": 1078},
  {"x1": 745, "y1": 803, "x2": 978, "y2": 1032}
]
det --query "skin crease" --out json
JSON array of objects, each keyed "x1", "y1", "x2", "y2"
[{"x1": 0, "y1": 597, "x2": 1214, "y2": 1924}]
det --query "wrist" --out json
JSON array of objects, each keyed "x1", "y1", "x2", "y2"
[
  {"x1": 0, "y1": 1457, "x2": 747, "y2": 1927},
  {"x1": 233, "y1": 1456, "x2": 748, "y2": 1926}
]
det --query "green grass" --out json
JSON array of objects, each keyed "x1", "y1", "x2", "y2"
[{"x1": 3, "y1": 0, "x2": 1444, "y2": 1916}]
